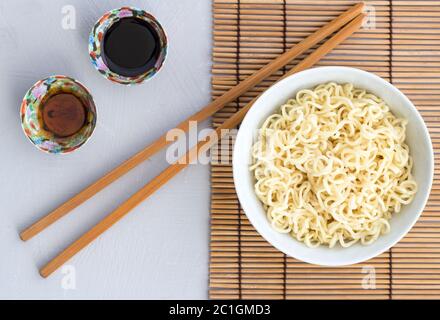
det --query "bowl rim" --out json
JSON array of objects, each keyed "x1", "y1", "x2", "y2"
[{"x1": 233, "y1": 66, "x2": 434, "y2": 266}]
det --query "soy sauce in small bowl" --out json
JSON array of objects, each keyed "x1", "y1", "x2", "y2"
[
  {"x1": 103, "y1": 17, "x2": 161, "y2": 77},
  {"x1": 20, "y1": 75, "x2": 97, "y2": 154},
  {"x1": 89, "y1": 7, "x2": 168, "y2": 85}
]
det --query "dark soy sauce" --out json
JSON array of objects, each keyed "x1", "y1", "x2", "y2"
[{"x1": 102, "y1": 17, "x2": 161, "y2": 77}]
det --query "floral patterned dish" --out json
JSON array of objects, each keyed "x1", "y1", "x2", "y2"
[
  {"x1": 20, "y1": 75, "x2": 97, "y2": 154},
  {"x1": 89, "y1": 7, "x2": 168, "y2": 85}
]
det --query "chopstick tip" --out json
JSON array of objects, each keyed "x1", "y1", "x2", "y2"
[
  {"x1": 19, "y1": 230, "x2": 29, "y2": 242},
  {"x1": 354, "y1": 2, "x2": 366, "y2": 12},
  {"x1": 39, "y1": 267, "x2": 50, "y2": 278}
]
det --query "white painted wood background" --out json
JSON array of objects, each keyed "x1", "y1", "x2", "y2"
[{"x1": 0, "y1": 0, "x2": 212, "y2": 299}]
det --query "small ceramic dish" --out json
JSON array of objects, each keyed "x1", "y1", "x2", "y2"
[
  {"x1": 20, "y1": 75, "x2": 97, "y2": 154},
  {"x1": 89, "y1": 6, "x2": 168, "y2": 85}
]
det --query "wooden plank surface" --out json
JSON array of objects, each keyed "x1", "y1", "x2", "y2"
[{"x1": 210, "y1": 0, "x2": 440, "y2": 300}]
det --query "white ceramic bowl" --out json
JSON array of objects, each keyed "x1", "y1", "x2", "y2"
[{"x1": 233, "y1": 66, "x2": 433, "y2": 266}]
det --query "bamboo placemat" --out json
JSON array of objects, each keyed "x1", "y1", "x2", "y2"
[{"x1": 209, "y1": 0, "x2": 440, "y2": 299}]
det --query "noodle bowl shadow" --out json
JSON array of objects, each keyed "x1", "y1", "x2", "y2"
[{"x1": 233, "y1": 66, "x2": 433, "y2": 266}]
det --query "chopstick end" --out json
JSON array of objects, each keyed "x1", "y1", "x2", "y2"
[
  {"x1": 39, "y1": 267, "x2": 51, "y2": 278},
  {"x1": 19, "y1": 230, "x2": 31, "y2": 242}
]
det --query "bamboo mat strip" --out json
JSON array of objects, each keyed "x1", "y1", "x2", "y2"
[
  {"x1": 209, "y1": 0, "x2": 440, "y2": 300},
  {"x1": 391, "y1": 0, "x2": 440, "y2": 300}
]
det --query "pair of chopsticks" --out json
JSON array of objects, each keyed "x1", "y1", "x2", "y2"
[{"x1": 21, "y1": 3, "x2": 366, "y2": 278}]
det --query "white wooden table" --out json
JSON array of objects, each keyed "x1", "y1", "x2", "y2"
[{"x1": 0, "y1": 0, "x2": 212, "y2": 299}]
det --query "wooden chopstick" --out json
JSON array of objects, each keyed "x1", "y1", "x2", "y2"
[
  {"x1": 20, "y1": 2, "x2": 365, "y2": 242},
  {"x1": 39, "y1": 13, "x2": 366, "y2": 278}
]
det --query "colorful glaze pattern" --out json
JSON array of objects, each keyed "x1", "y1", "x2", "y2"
[
  {"x1": 20, "y1": 75, "x2": 97, "y2": 154},
  {"x1": 89, "y1": 7, "x2": 168, "y2": 85}
]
